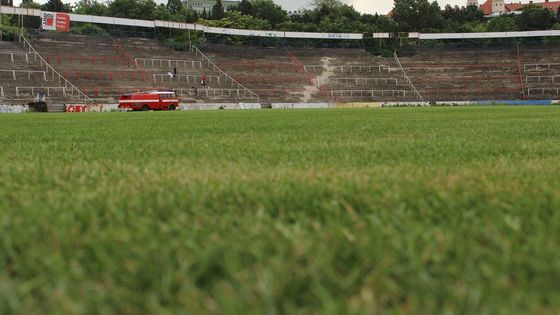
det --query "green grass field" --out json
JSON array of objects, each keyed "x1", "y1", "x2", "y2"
[{"x1": 1, "y1": 107, "x2": 560, "y2": 314}]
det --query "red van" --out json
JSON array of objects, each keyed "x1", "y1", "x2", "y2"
[{"x1": 118, "y1": 90, "x2": 179, "y2": 111}]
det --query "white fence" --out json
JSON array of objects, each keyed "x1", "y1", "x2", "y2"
[
  {"x1": 526, "y1": 75, "x2": 560, "y2": 83},
  {"x1": 524, "y1": 63, "x2": 560, "y2": 71},
  {"x1": 0, "y1": 70, "x2": 47, "y2": 81},
  {"x1": 15, "y1": 86, "x2": 67, "y2": 97},
  {"x1": 331, "y1": 90, "x2": 409, "y2": 98},
  {"x1": 316, "y1": 77, "x2": 399, "y2": 86},
  {"x1": 527, "y1": 88, "x2": 560, "y2": 96},
  {"x1": 136, "y1": 58, "x2": 202, "y2": 69},
  {"x1": 153, "y1": 73, "x2": 221, "y2": 85},
  {"x1": 0, "y1": 52, "x2": 30, "y2": 64},
  {"x1": 305, "y1": 65, "x2": 388, "y2": 73},
  {"x1": 174, "y1": 88, "x2": 255, "y2": 98}
]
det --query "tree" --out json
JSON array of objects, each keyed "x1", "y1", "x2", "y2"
[
  {"x1": 20, "y1": 0, "x2": 41, "y2": 8},
  {"x1": 74, "y1": 0, "x2": 108, "y2": 16},
  {"x1": 235, "y1": 0, "x2": 255, "y2": 16},
  {"x1": 465, "y1": 4, "x2": 484, "y2": 22},
  {"x1": 212, "y1": 0, "x2": 225, "y2": 19},
  {"x1": 361, "y1": 14, "x2": 397, "y2": 32},
  {"x1": 154, "y1": 3, "x2": 172, "y2": 20},
  {"x1": 185, "y1": 5, "x2": 199, "y2": 23},
  {"x1": 251, "y1": 0, "x2": 287, "y2": 27},
  {"x1": 517, "y1": 5, "x2": 555, "y2": 31},
  {"x1": 41, "y1": 0, "x2": 71, "y2": 12},
  {"x1": 487, "y1": 15, "x2": 518, "y2": 32},
  {"x1": 108, "y1": 0, "x2": 157, "y2": 20},
  {"x1": 392, "y1": 0, "x2": 444, "y2": 32},
  {"x1": 1, "y1": 0, "x2": 14, "y2": 6},
  {"x1": 166, "y1": 0, "x2": 182, "y2": 16},
  {"x1": 199, "y1": 10, "x2": 270, "y2": 30}
]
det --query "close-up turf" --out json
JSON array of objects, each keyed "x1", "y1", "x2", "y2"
[{"x1": 1, "y1": 107, "x2": 560, "y2": 314}]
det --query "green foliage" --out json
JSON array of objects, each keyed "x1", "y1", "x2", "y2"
[
  {"x1": 166, "y1": 0, "x2": 182, "y2": 15},
  {"x1": 488, "y1": 15, "x2": 518, "y2": 32},
  {"x1": 0, "y1": 24, "x2": 20, "y2": 40},
  {"x1": 154, "y1": 3, "x2": 172, "y2": 21},
  {"x1": 74, "y1": 0, "x2": 108, "y2": 16},
  {"x1": 20, "y1": 0, "x2": 41, "y2": 9},
  {"x1": 70, "y1": 22, "x2": 109, "y2": 35},
  {"x1": 1, "y1": 0, "x2": 14, "y2": 6},
  {"x1": 442, "y1": 4, "x2": 484, "y2": 26},
  {"x1": 41, "y1": 0, "x2": 71, "y2": 12},
  {"x1": 232, "y1": 0, "x2": 255, "y2": 16},
  {"x1": 211, "y1": 0, "x2": 225, "y2": 20},
  {"x1": 250, "y1": 0, "x2": 287, "y2": 27},
  {"x1": 198, "y1": 11, "x2": 271, "y2": 30},
  {"x1": 108, "y1": 0, "x2": 157, "y2": 20},
  {"x1": 393, "y1": 0, "x2": 445, "y2": 32},
  {"x1": 517, "y1": 5, "x2": 556, "y2": 31},
  {"x1": 186, "y1": 6, "x2": 199, "y2": 22},
  {"x1": 2, "y1": 108, "x2": 560, "y2": 313}
]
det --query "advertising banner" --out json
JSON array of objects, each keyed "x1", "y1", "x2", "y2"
[
  {"x1": 41, "y1": 11, "x2": 70, "y2": 32},
  {"x1": 41, "y1": 11, "x2": 56, "y2": 31},
  {"x1": 56, "y1": 13, "x2": 70, "y2": 32}
]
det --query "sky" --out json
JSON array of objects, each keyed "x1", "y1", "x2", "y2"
[{"x1": 9, "y1": 0, "x2": 548, "y2": 14}]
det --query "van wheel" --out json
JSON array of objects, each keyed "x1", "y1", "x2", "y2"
[
  {"x1": 142, "y1": 105, "x2": 149, "y2": 111},
  {"x1": 169, "y1": 105, "x2": 176, "y2": 111}
]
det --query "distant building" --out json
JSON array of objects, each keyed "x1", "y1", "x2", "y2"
[
  {"x1": 477, "y1": 0, "x2": 560, "y2": 15},
  {"x1": 183, "y1": 0, "x2": 241, "y2": 14}
]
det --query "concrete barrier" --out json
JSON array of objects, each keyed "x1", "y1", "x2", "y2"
[
  {"x1": 0, "y1": 104, "x2": 29, "y2": 113},
  {"x1": 179, "y1": 103, "x2": 261, "y2": 110},
  {"x1": 272, "y1": 103, "x2": 333, "y2": 109},
  {"x1": 335, "y1": 102, "x2": 381, "y2": 108}
]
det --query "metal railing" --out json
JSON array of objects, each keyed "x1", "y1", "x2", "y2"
[
  {"x1": 153, "y1": 73, "x2": 221, "y2": 85},
  {"x1": 190, "y1": 44, "x2": 259, "y2": 100},
  {"x1": 394, "y1": 52, "x2": 423, "y2": 101},
  {"x1": 18, "y1": 32, "x2": 92, "y2": 103},
  {"x1": 175, "y1": 88, "x2": 256, "y2": 99},
  {"x1": 0, "y1": 70, "x2": 47, "y2": 81},
  {"x1": 16, "y1": 86, "x2": 67, "y2": 97},
  {"x1": 525, "y1": 75, "x2": 560, "y2": 83},
  {"x1": 524, "y1": 63, "x2": 560, "y2": 71},
  {"x1": 136, "y1": 58, "x2": 202, "y2": 69},
  {"x1": 527, "y1": 87, "x2": 560, "y2": 96},
  {"x1": 0, "y1": 52, "x2": 30, "y2": 64},
  {"x1": 331, "y1": 89, "x2": 409, "y2": 98},
  {"x1": 304, "y1": 65, "x2": 387, "y2": 73},
  {"x1": 316, "y1": 77, "x2": 399, "y2": 86}
]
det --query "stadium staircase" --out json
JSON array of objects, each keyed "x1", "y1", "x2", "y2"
[
  {"x1": 0, "y1": 37, "x2": 90, "y2": 111},
  {"x1": 4, "y1": 32, "x2": 560, "y2": 107},
  {"x1": 520, "y1": 46, "x2": 560, "y2": 100},
  {"x1": 400, "y1": 48, "x2": 523, "y2": 102},
  {"x1": 201, "y1": 43, "x2": 417, "y2": 103}
]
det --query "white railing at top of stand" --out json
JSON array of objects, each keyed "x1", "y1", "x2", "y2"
[
  {"x1": 524, "y1": 63, "x2": 560, "y2": 71},
  {"x1": 1, "y1": 52, "x2": 30, "y2": 64},
  {"x1": 18, "y1": 31, "x2": 93, "y2": 103},
  {"x1": 393, "y1": 52, "x2": 423, "y2": 102},
  {"x1": 0, "y1": 86, "x2": 4, "y2": 98},
  {"x1": 190, "y1": 44, "x2": 259, "y2": 100}
]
